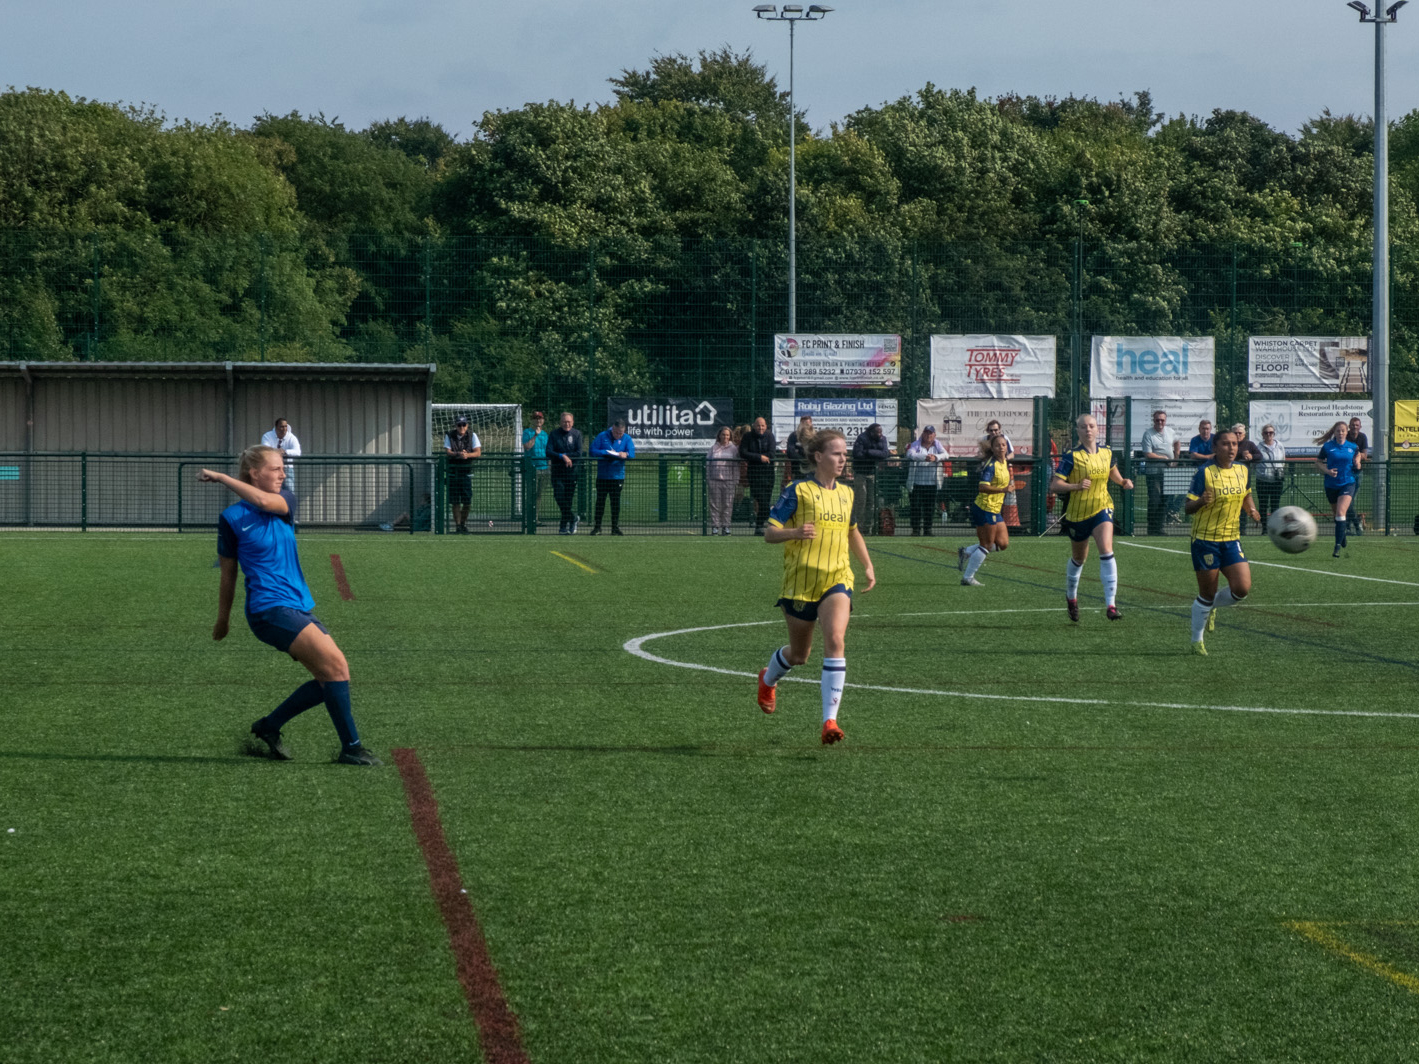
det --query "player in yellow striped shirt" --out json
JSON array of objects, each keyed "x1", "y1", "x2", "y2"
[
  {"x1": 1048, "y1": 414, "x2": 1133, "y2": 622},
  {"x1": 1183, "y1": 429, "x2": 1260, "y2": 655},
  {"x1": 959, "y1": 434, "x2": 1012, "y2": 585},
  {"x1": 755, "y1": 429, "x2": 876, "y2": 745}
]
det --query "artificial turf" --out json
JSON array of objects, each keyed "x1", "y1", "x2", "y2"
[{"x1": 4, "y1": 531, "x2": 1419, "y2": 1062}]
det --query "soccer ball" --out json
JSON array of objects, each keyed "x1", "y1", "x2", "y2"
[{"x1": 1266, "y1": 506, "x2": 1317, "y2": 554}]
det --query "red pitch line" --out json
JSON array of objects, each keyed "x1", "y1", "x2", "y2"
[
  {"x1": 329, "y1": 554, "x2": 354, "y2": 600},
  {"x1": 393, "y1": 748, "x2": 530, "y2": 1064}
]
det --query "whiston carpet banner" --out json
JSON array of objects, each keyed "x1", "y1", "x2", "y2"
[
  {"x1": 928, "y1": 335, "x2": 1056, "y2": 399},
  {"x1": 1246, "y1": 400, "x2": 1371, "y2": 457},
  {"x1": 1248, "y1": 337, "x2": 1369, "y2": 394},
  {"x1": 915, "y1": 399, "x2": 1036, "y2": 457},
  {"x1": 773, "y1": 334, "x2": 901, "y2": 388},
  {"x1": 1090, "y1": 336, "x2": 1214, "y2": 400}
]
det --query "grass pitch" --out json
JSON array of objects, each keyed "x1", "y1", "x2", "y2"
[{"x1": 4, "y1": 531, "x2": 1419, "y2": 1062}]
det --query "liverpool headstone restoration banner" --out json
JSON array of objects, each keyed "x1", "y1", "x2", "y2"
[
  {"x1": 773, "y1": 334, "x2": 901, "y2": 387},
  {"x1": 1247, "y1": 400, "x2": 1372, "y2": 457},
  {"x1": 1396, "y1": 401, "x2": 1419, "y2": 451},
  {"x1": 1248, "y1": 336, "x2": 1370, "y2": 393},
  {"x1": 1090, "y1": 398, "x2": 1217, "y2": 455},
  {"x1": 771, "y1": 398, "x2": 897, "y2": 449},
  {"x1": 928, "y1": 335, "x2": 1056, "y2": 399},
  {"x1": 915, "y1": 399, "x2": 1035, "y2": 457},
  {"x1": 607, "y1": 396, "x2": 733, "y2": 452},
  {"x1": 1090, "y1": 336, "x2": 1214, "y2": 400}
]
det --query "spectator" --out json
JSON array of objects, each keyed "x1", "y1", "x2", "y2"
[
  {"x1": 381, "y1": 492, "x2": 433, "y2": 533},
  {"x1": 1186, "y1": 419, "x2": 1215, "y2": 460},
  {"x1": 706, "y1": 426, "x2": 740, "y2": 535},
  {"x1": 739, "y1": 416, "x2": 777, "y2": 535},
  {"x1": 260, "y1": 418, "x2": 302, "y2": 489},
  {"x1": 1346, "y1": 417, "x2": 1370, "y2": 533},
  {"x1": 443, "y1": 416, "x2": 481, "y2": 535},
  {"x1": 1140, "y1": 409, "x2": 1181, "y2": 535},
  {"x1": 522, "y1": 411, "x2": 550, "y2": 525},
  {"x1": 785, "y1": 415, "x2": 814, "y2": 479},
  {"x1": 590, "y1": 418, "x2": 635, "y2": 535},
  {"x1": 1232, "y1": 423, "x2": 1263, "y2": 533},
  {"x1": 980, "y1": 419, "x2": 1015, "y2": 456},
  {"x1": 905, "y1": 425, "x2": 947, "y2": 536},
  {"x1": 546, "y1": 411, "x2": 583, "y2": 535},
  {"x1": 850, "y1": 423, "x2": 893, "y2": 533},
  {"x1": 1254, "y1": 424, "x2": 1287, "y2": 528}
]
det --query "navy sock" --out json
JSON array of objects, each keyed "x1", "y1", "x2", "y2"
[
  {"x1": 322, "y1": 680, "x2": 361, "y2": 749},
  {"x1": 263, "y1": 680, "x2": 325, "y2": 731},
  {"x1": 1335, "y1": 518, "x2": 1347, "y2": 549}
]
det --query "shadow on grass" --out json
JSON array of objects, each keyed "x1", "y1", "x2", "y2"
[{"x1": 0, "y1": 748, "x2": 283, "y2": 767}]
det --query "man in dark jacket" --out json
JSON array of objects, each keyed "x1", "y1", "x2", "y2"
[
  {"x1": 739, "y1": 416, "x2": 777, "y2": 534},
  {"x1": 546, "y1": 411, "x2": 584, "y2": 535},
  {"x1": 851, "y1": 424, "x2": 893, "y2": 533}
]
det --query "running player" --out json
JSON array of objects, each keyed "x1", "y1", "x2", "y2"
[
  {"x1": 959, "y1": 433, "x2": 1011, "y2": 585},
  {"x1": 1048, "y1": 414, "x2": 1134, "y2": 621},
  {"x1": 1184, "y1": 429, "x2": 1260, "y2": 655},
  {"x1": 1316, "y1": 419, "x2": 1362, "y2": 559},
  {"x1": 201, "y1": 446, "x2": 380, "y2": 765},
  {"x1": 755, "y1": 429, "x2": 876, "y2": 745}
]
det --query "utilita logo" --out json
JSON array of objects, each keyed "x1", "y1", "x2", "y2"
[
  {"x1": 626, "y1": 401, "x2": 720, "y2": 428},
  {"x1": 966, "y1": 347, "x2": 1020, "y2": 381},
  {"x1": 1116, "y1": 343, "x2": 1190, "y2": 376}
]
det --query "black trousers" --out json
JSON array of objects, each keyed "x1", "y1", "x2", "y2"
[
  {"x1": 747, "y1": 469, "x2": 774, "y2": 526},
  {"x1": 910, "y1": 485, "x2": 938, "y2": 534},
  {"x1": 1146, "y1": 473, "x2": 1167, "y2": 535},
  {"x1": 1256, "y1": 478, "x2": 1283, "y2": 527},
  {"x1": 594, "y1": 478, "x2": 624, "y2": 529},
  {"x1": 552, "y1": 473, "x2": 577, "y2": 523},
  {"x1": 1347, "y1": 472, "x2": 1364, "y2": 527}
]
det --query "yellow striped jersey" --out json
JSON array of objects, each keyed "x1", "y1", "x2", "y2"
[
  {"x1": 1187, "y1": 461, "x2": 1250, "y2": 542},
  {"x1": 1055, "y1": 446, "x2": 1116, "y2": 522},
  {"x1": 974, "y1": 458, "x2": 1010, "y2": 515},
  {"x1": 767, "y1": 478, "x2": 856, "y2": 603}
]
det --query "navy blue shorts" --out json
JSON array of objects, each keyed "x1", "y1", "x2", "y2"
[
  {"x1": 1325, "y1": 485, "x2": 1355, "y2": 506},
  {"x1": 1064, "y1": 509, "x2": 1114, "y2": 542},
  {"x1": 969, "y1": 503, "x2": 1002, "y2": 527},
  {"x1": 1191, "y1": 538, "x2": 1247, "y2": 572},
  {"x1": 448, "y1": 472, "x2": 473, "y2": 506},
  {"x1": 777, "y1": 584, "x2": 851, "y2": 623},
  {"x1": 247, "y1": 606, "x2": 328, "y2": 654}
]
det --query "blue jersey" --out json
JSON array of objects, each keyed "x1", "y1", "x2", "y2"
[
  {"x1": 1319, "y1": 439, "x2": 1359, "y2": 488},
  {"x1": 217, "y1": 490, "x2": 315, "y2": 615},
  {"x1": 591, "y1": 429, "x2": 635, "y2": 480}
]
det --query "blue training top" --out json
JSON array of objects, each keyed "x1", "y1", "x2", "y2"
[
  {"x1": 217, "y1": 489, "x2": 315, "y2": 614},
  {"x1": 1319, "y1": 438, "x2": 1360, "y2": 489},
  {"x1": 591, "y1": 428, "x2": 635, "y2": 480}
]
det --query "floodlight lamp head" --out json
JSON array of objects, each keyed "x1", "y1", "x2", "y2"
[
  {"x1": 782, "y1": 4, "x2": 804, "y2": 12},
  {"x1": 808, "y1": 5, "x2": 834, "y2": 12},
  {"x1": 1387, "y1": 0, "x2": 1407, "y2": 19},
  {"x1": 1348, "y1": 1, "x2": 1372, "y2": 18},
  {"x1": 753, "y1": 4, "x2": 776, "y2": 12}
]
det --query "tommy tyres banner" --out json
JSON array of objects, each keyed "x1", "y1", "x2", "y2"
[
  {"x1": 929, "y1": 335, "x2": 1056, "y2": 398},
  {"x1": 771, "y1": 398, "x2": 898, "y2": 449},
  {"x1": 607, "y1": 396, "x2": 733, "y2": 452},
  {"x1": 773, "y1": 334, "x2": 902, "y2": 387},
  {"x1": 915, "y1": 399, "x2": 1035, "y2": 457},
  {"x1": 1090, "y1": 336, "x2": 1214, "y2": 400},
  {"x1": 1248, "y1": 336, "x2": 1370, "y2": 393},
  {"x1": 1396, "y1": 401, "x2": 1419, "y2": 451},
  {"x1": 1246, "y1": 400, "x2": 1372, "y2": 457}
]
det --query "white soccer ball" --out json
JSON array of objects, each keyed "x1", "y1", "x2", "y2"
[{"x1": 1267, "y1": 506, "x2": 1317, "y2": 554}]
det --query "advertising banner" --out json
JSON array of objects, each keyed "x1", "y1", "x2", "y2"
[
  {"x1": 1090, "y1": 336, "x2": 1215, "y2": 400},
  {"x1": 773, "y1": 334, "x2": 901, "y2": 387},
  {"x1": 1248, "y1": 336, "x2": 1370, "y2": 393},
  {"x1": 1396, "y1": 401, "x2": 1419, "y2": 451},
  {"x1": 1091, "y1": 398, "x2": 1217, "y2": 456},
  {"x1": 607, "y1": 396, "x2": 733, "y2": 452},
  {"x1": 1246, "y1": 400, "x2": 1372, "y2": 457},
  {"x1": 928, "y1": 335, "x2": 1056, "y2": 398},
  {"x1": 771, "y1": 398, "x2": 897, "y2": 450},
  {"x1": 914, "y1": 399, "x2": 1035, "y2": 457}
]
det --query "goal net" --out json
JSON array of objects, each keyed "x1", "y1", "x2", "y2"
[
  {"x1": 431, "y1": 403, "x2": 525, "y2": 527},
  {"x1": 431, "y1": 403, "x2": 523, "y2": 454}
]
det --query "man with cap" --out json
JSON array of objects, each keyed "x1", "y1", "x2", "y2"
[
  {"x1": 443, "y1": 416, "x2": 481, "y2": 534},
  {"x1": 522, "y1": 411, "x2": 550, "y2": 525}
]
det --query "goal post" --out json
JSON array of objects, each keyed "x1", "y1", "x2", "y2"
[{"x1": 431, "y1": 404, "x2": 525, "y2": 527}]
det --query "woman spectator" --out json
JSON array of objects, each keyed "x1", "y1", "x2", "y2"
[
  {"x1": 706, "y1": 426, "x2": 740, "y2": 536},
  {"x1": 1254, "y1": 424, "x2": 1287, "y2": 528},
  {"x1": 785, "y1": 415, "x2": 814, "y2": 480},
  {"x1": 905, "y1": 425, "x2": 947, "y2": 536}
]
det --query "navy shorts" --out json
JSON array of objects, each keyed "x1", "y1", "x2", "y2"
[
  {"x1": 1191, "y1": 538, "x2": 1247, "y2": 572},
  {"x1": 448, "y1": 472, "x2": 473, "y2": 506},
  {"x1": 1325, "y1": 485, "x2": 1355, "y2": 506},
  {"x1": 1064, "y1": 509, "x2": 1114, "y2": 542},
  {"x1": 969, "y1": 503, "x2": 1002, "y2": 527},
  {"x1": 777, "y1": 584, "x2": 852, "y2": 623},
  {"x1": 247, "y1": 606, "x2": 328, "y2": 654}
]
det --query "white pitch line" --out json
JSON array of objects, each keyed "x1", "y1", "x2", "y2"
[
  {"x1": 1116, "y1": 539, "x2": 1419, "y2": 588},
  {"x1": 622, "y1": 621, "x2": 1419, "y2": 720}
]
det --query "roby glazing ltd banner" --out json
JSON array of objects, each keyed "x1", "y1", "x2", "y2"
[
  {"x1": 606, "y1": 396, "x2": 733, "y2": 452},
  {"x1": 929, "y1": 335, "x2": 1056, "y2": 399},
  {"x1": 771, "y1": 398, "x2": 897, "y2": 450},
  {"x1": 1246, "y1": 399, "x2": 1371, "y2": 457},
  {"x1": 915, "y1": 399, "x2": 1035, "y2": 457},
  {"x1": 1090, "y1": 336, "x2": 1214, "y2": 400},
  {"x1": 773, "y1": 334, "x2": 901, "y2": 387},
  {"x1": 1248, "y1": 336, "x2": 1370, "y2": 393}
]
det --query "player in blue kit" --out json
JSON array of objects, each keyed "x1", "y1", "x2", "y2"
[
  {"x1": 1316, "y1": 419, "x2": 1363, "y2": 558},
  {"x1": 1184, "y1": 430, "x2": 1260, "y2": 655},
  {"x1": 201, "y1": 445, "x2": 380, "y2": 765}
]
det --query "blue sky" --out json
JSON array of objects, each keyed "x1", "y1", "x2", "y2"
[{"x1": 4, "y1": 0, "x2": 1417, "y2": 137}]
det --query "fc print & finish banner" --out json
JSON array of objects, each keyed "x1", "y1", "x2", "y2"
[
  {"x1": 607, "y1": 396, "x2": 733, "y2": 452},
  {"x1": 1246, "y1": 400, "x2": 1372, "y2": 457},
  {"x1": 928, "y1": 335, "x2": 1056, "y2": 399},
  {"x1": 1090, "y1": 336, "x2": 1214, "y2": 400},
  {"x1": 773, "y1": 334, "x2": 902, "y2": 387},
  {"x1": 771, "y1": 398, "x2": 897, "y2": 449},
  {"x1": 1396, "y1": 401, "x2": 1419, "y2": 451},
  {"x1": 1248, "y1": 337, "x2": 1370, "y2": 394},
  {"x1": 915, "y1": 399, "x2": 1035, "y2": 457}
]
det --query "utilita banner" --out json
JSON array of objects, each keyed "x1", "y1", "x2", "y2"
[
  {"x1": 606, "y1": 397, "x2": 733, "y2": 452},
  {"x1": 1246, "y1": 400, "x2": 1372, "y2": 457},
  {"x1": 1090, "y1": 336, "x2": 1215, "y2": 400},
  {"x1": 771, "y1": 398, "x2": 898, "y2": 449},
  {"x1": 1248, "y1": 336, "x2": 1370, "y2": 393},
  {"x1": 929, "y1": 335, "x2": 1056, "y2": 399},
  {"x1": 914, "y1": 399, "x2": 1035, "y2": 457},
  {"x1": 773, "y1": 334, "x2": 901, "y2": 387}
]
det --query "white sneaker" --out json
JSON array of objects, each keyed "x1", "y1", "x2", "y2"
[{"x1": 961, "y1": 576, "x2": 983, "y2": 586}]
